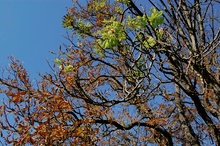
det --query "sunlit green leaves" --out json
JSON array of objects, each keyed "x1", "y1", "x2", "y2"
[
  {"x1": 143, "y1": 36, "x2": 156, "y2": 48},
  {"x1": 147, "y1": 8, "x2": 164, "y2": 29},
  {"x1": 99, "y1": 18, "x2": 126, "y2": 49},
  {"x1": 75, "y1": 19, "x2": 92, "y2": 37},
  {"x1": 62, "y1": 13, "x2": 91, "y2": 38},
  {"x1": 88, "y1": 0, "x2": 106, "y2": 12},
  {"x1": 62, "y1": 13, "x2": 75, "y2": 29},
  {"x1": 53, "y1": 58, "x2": 75, "y2": 73},
  {"x1": 53, "y1": 58, "x2": 63, "y2": 66},
  {"x1": 125, "y1": 7, "x2": 164, "y2": 49},
  {"x1": 115, "y1": 0, "x2": 130, "y2": 4},
  {"x1": 127, "y1": 15, "x2": 147, "y2": 30},
  {"x1": 126, "y1": 8, "x2": 164, "y2": 30},
  {"x1": 64, "y1": 65, "x2": 75, "y2": 73}
]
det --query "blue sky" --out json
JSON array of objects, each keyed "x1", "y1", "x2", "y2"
[{"x1": 0, "y1": 0, "x2": 72, "y2": 77}]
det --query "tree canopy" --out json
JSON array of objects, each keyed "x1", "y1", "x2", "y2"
[{"x1": 0, "y1": 0, "x2": 220, "y2": 145}]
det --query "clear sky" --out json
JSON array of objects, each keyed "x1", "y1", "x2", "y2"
[{"x1": 0, "y1": 0, "x2": 72, "y2": 78}]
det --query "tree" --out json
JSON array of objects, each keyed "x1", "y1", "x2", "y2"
[{"x1": 0, "y1": 0, "x2": 219, "y2": 145}]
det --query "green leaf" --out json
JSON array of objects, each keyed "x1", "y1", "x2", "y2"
[
  {"x1": 53, "y1": 58, "x2": 62, "y2": 65},
  {"x1": 62, "y1": 13, "x2": 75, "y2": 29},
  {"x1": 127, "y1": 15, "x2": 147, "y2": 30},
  {"x1": 148, "y1": 7, "x2": 164, "y2": 29},
  {"x1": 116, "y1": 0, "x2": 130, "y2": 4},
  {"x1": 143, "y1": 37, "x2": 156, "y2": 48},
  {"x1": 99, "y1": 18, "x2": 126, "y2": 49},
  {"x1": 64, "y1": 65, "x2": 74, "y2": 73}
]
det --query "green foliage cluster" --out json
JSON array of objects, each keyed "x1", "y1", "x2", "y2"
[
  {"x1": 99, "y1": 18, "x2": 126, "y2": 49},
  {"x1": 62, "y1": 14, "x2": 91, "y2": 38},
  {"x1": 62, "y1": 13, "x2": 75, "y2": 29},
  {"x1": 87, "y1": 0, "x2": 106, "y2": 12},
  {"x1": 148, "y1": 8, "x2": 164, "y2": 29},
  {"x1": 53, "y1": 58, "x2": 74, "y2": 73},
  {"x1": 127, "y1": 15, "x2": 147, "y2": 30},
  {"x1": 61, "y1": 4, "x2": 165, "y2": 71},
  {"x1": 62, "y1": 7, "x2": 164, "y2": 49},
  {"x1": 96, "y1": 8, "x2": 164, "y2": 50},
  {"x1": 53, "y1": 58, "x2": 63, "y2": 66},
  {"x1": 126, "y1": 8, "x2": 164, "y2": 49},
  {"x1": 115, "y1": 0, "x2": 130, "y2": 4},
  {"x1": 75, "y1": 19, "x2": 92, "y2": 37},
  {"x1": 126, "y1": 8, "x2": 164, "y2": 30}
]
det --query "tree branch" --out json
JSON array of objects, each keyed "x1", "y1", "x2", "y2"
[{"x1": 94, "y1": 119, "x2": 173, "y2": 146}]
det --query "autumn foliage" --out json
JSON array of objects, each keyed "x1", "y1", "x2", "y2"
[{"x1": 0, "y1": 0, "x2": 220, "y2": 145}]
